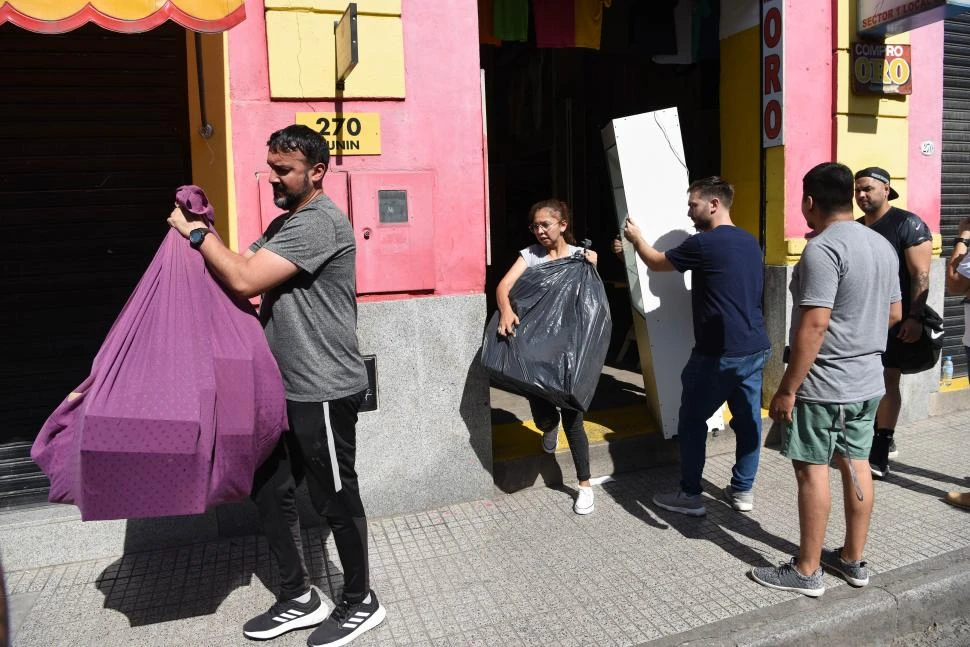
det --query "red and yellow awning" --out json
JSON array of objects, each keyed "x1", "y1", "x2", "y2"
[{"x1": 0, "y1": 0, "x2": 245, "y2": 33}]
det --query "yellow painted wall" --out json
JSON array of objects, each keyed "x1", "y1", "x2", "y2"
[
  {"x1": 265, "y1": 0, "x2": 404, "y2": 99},
  {"x1": 764, "y1": 146, "x2": 788, "y2": 265},
  {"x1": 835, "y1": 0, "x2": 910, "y2": 222},
  {"x1": 185, "y1": 32, "x2": 238, "y2": 250},
  {"x1": 719, "y1": 24, "x2": 761, "y2": 240}
]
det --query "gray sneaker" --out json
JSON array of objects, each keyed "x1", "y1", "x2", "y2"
[
  {"x1": 652, "y1": 490, "x2": 706, "y2": 517},
  {"x1": 821, "y1": 547, "x2": 869, "y2": 587},
  {"x1": 750, "y1": 557, "x2": 825, "y2": 597},
  {"x1": 541, "y1": 427, "x2": 559, "y2": 453},
  {"x1": 723, "y1": 485, "x2": 754, "y2": 512}
]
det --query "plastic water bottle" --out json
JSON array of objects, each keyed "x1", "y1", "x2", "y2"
[{"x1": 942, "y1": 356, "x2": 954, "y2": 388}]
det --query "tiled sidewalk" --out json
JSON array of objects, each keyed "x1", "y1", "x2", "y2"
[{"x1": 8, "y1": 410, "x2": 970, "y2": 647}]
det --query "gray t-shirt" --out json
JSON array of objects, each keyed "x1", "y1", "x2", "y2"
[
  {"x1": 249, "y1": 193, "x2": 367, "y2": 402},
  {"x1": 789, "y1": 220, "x2": 901, "y2": 404},
  {"x1": 520, "y1": 243, "x2": 582, "y2": 268}
]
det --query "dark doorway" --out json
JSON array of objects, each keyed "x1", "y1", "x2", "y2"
[{"x1": 0, "y1": 23, "x2": 192, "y2": 507}]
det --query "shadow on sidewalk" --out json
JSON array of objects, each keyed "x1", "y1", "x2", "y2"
[
  {"x1": 873, "y1": 461, "x2": 948, "y2": 499},
  {"x1": 461, "y1": 351, "x2": 494, "y2": 478},
  {"x1": 601, "y1": 471, "x2": 800, "y2": 568},
  {"x1": 95, "y1": 518, "x2": 340, "y2": 626},
  {"x1": 491, "y1": 417, "x2": 567, "y2": 494},
  {"x1": 489, "y1": 370, "x2": 652, "y2": 495},
  {"x1": 885, "y1": 460, "x2": 966, "y2": 493}
]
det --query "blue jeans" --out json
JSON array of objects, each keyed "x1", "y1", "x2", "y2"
[{"x1": 677, "y1": 348, "x2": 770, "y2": 496}]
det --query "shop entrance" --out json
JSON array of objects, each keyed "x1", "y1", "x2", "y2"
[
  {"x1": 0, "y1": 23, "x2": 192, "y2": 507},
  {"x1": 480, "y1": 0, "x2": 721, "y2": 482}
]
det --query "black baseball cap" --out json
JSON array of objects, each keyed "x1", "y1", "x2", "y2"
[{"x1": 854, "y1": 167, "x2": 899, "y2": 200}]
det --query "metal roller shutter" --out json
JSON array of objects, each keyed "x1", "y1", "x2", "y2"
[
  {"x1": 942, "y1": 14, "x2": 970, "y2": 378},
  {"x1": 0, "y1": 23, "x2": 192, "y2": 508}
]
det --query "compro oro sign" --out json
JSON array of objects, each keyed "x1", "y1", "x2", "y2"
[
  {"x1": 296, "y1": 112, "x2": 381, "y2": 155},
  {"x1": 852, "y1": 43, "x2": 912, "y2": 95},
  {"x1": 762, "y1": 0, "x2": 783, "y2": 148}
]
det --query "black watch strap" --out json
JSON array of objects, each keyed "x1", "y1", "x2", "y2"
[
  {"x1": 189, "y1": 228, "x2": 210, "y2": 249},
  {"x1": 954, "y1": 236, "x2": 970, "y2": 248}
]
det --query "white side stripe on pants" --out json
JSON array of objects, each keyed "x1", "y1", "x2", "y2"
[{"x1": 322, "y1": 401, "x2": 343, "y2": 493}]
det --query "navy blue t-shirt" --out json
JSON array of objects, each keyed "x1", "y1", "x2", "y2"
[{"x1": 665, "y1": 225, "x2": 770, "y2": 357}]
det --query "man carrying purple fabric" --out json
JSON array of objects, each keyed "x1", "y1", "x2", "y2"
[{"x1": 168, "y1": 125, "x2": 385, "y2": 647}]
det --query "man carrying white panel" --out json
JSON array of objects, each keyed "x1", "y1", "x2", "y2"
[{"x1": 623, "y1": 177, "x2": 770, "y2": 517}]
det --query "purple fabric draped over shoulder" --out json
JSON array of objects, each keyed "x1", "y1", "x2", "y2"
[{"x1": 31, "y1": 185, "x2": 287, "y2": 521}]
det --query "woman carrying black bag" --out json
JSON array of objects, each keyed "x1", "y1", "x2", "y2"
[{"x1": 495, "y1": 199, "x2": 598, "y2": 515}]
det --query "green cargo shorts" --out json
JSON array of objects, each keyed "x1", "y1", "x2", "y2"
[{"x1": 781, "y1": 397, "x2": 881, "y2": 465}]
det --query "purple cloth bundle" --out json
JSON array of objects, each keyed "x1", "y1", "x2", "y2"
[{"x1": 31, "y1": 186, "x2": 287, "y2": 521}]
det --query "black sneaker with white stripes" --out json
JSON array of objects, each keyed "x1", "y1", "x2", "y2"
[
  {"x1": 243, "y1": 589, "x2": 328, "y2": 641},
  {"x1": 307, "y1": 590, "x2": 386, "y2": 647}
]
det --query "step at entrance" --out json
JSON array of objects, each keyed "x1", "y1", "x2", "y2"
[{"x1": 0, "y1": 441, "x2": 49, "y2": 510}]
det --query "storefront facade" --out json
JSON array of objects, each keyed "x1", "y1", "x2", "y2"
[
  {"x1": 0, "y1": 0, "x2": 961, "y2": 527},
  {"x1": 206, "y1": 0, "x2": 956, "y2": 508},
  {"x1": 732, "y1": 1, "x2": 947, "y2": 424}
]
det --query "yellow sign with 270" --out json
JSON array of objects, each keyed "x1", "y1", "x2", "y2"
[{"x1": 295, "y1": 112, "x2": 381, "y2": 156}]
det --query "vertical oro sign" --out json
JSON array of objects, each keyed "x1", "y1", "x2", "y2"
[{"x1": 762, "y1": 0, "x2": 783, "y2": 148}]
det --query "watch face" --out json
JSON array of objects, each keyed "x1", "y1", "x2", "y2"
[{"x1": 190, "y1": 229, "x2": 207, "y2": 246}]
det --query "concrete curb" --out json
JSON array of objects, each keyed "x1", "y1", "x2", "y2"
[{"x1": 641, "y1": 545, "x2": 970, "y2": 646}]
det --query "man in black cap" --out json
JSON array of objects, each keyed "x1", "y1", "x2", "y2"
[{"x1": 854, "y1": 167, "x2": 933, "y2": 478}]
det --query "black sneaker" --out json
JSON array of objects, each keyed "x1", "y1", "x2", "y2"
[
  {"x1": 888, "y1": 438, "x2": 898, "y2": 459},
  {"x1": 869, "y1": 430, "x2": 892, "y2": 478},
  {"x1": 307, "y1": 590, "x2": 386, "y2": 647},
  {"x1": 243, "y1": 589, "x2": 328, "y2": 641}
]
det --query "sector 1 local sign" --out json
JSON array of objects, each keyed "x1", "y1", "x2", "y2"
[
  {"x1": 852, "y1": 42, "x2": 912, "y2": 95},
  {"x1": 855, "y1": 0, "x2": 970, "y2": 35},
  {"x1": 859, "y1": 0, "x2": 944, "y2": 31},
  {"x1": 295, "y1": 112, "x2": 381, "y2": 155}
]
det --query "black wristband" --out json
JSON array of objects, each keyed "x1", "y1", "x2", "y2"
[
  {"x1": 189, "y1": 228, "x2": 210, "y2": 249},
  {"x1": 954, "y1": 236, "x2": 970, "y2": 248}
]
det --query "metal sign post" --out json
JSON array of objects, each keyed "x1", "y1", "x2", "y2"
[{"x1": 334, "y1": 3, "x2": 358, "y2": 91}]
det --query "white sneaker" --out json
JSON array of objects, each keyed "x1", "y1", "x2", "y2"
[{"x1": 574, "y1": 486, "x2": 594, "y2": 515}]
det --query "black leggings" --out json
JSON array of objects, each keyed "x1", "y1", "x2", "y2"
[
  {"x1": 251, "y1": 391, "x2": 370, "y2": 603},
  {"x1": 527, "y1": 396, "x2": 591, "y2": 482}
]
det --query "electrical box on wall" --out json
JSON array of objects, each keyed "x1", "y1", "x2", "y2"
[
  {"x1": 256, "y1": 170, "x2": 350, "y2": 232},
  {"x1": 350, "y1": 171, "x2": 435, "y2": 294}
]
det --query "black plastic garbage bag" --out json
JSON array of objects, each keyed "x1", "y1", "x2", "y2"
[
  {"x1": 883, "y1": 304, "x2": 944, "y2": 374},
  {"x1": 481, "y1": 254, "x2": 612, "y2": 412}
]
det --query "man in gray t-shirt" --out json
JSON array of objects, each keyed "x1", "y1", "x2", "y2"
[
  {"x1": 168, "y1": 125, "x2": 385, "y2": 646},
  {"x1": 250, "y1": 193, "x2": 367, "y2": 402},
  {"x1": 751, "y1": 163, "x2": 901, "y2": 599},
  {"x1": 788, "y1": 221, "x2": 900, "y2": 404}
]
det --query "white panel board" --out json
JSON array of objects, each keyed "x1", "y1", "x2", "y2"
[{"x1": 602, "y1": 108, "x2": 724, "y2": 439}]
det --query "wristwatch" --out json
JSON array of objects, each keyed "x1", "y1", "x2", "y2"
[
  {"x1": 188, "y1": 228, "x2": 210, "y2": 249},
  {"x1": 954, "y1": 236, "x2": 970, "y2": 248}
]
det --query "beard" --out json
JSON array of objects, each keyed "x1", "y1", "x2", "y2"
[
  {"x1": 273, "y1": 174, "x2": 312, "y2": 210},
  {"x1": 691, "y1": 217, "x2": 712, "y2": 232}
]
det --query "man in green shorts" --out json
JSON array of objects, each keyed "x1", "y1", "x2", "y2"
[{"x1": 751, "y1": 163, "x2": 901, "y2": 597}]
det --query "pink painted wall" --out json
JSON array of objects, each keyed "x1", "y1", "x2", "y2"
[
  {"x1": 907, "y1": 21, "x2": 943, "y2": 232},
  {"x1": 782, "y1": 0, "x2": 834, "y2": 239},
  {"x1": 226, "y1": 0, "x2": 486, "y2": 297}
]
